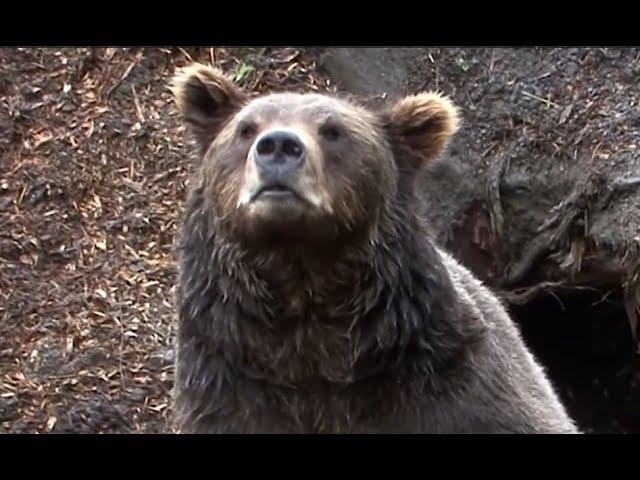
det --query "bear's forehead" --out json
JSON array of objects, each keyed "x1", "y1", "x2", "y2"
[{"x1": 238, "y1": 93, "x2": 371, "y2": 123}]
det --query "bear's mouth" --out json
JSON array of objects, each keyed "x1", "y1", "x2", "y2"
[{"x1": 252, "y1": 183, "x2": 301, "y2": 201}]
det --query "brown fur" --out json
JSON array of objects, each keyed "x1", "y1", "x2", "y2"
[{"x1": 170, "y1": 64, "x2": 579, "y2": 433}]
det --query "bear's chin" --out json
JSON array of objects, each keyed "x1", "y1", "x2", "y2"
[
  {"x1": 230, "y1": 202, "x2": 347, "y2": 253},
  {"x1": 247, "y1": 192, "x2": 309, "y2": 218}
]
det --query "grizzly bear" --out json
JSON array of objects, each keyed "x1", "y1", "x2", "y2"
[{"x1": 170, "y1": 63, "x2": 579, "y2": 434}]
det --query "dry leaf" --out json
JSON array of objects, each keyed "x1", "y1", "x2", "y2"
[{"x1": 46, "y1": 416, "x2": 57, "y2": 430}]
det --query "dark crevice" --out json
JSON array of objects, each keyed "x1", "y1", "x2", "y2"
[{"x1": 509, "y1": 287, "x2": 640, "y2": 433}]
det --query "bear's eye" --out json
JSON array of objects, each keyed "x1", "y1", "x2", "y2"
[
  {"x1": 319, "y1": 124, "x2": 342, "y2": 142},
  {"x1": 237, "y1": 122, "x2": 257, "y2": 140}
]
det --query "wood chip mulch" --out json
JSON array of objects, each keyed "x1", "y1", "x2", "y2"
[{"x1": 0, "y1": 47, "x2": 333, "y2": 433}]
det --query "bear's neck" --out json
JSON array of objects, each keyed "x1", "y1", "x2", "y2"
[{"x1": 177, "y1": 194, "x2": 473, "y2": 385}]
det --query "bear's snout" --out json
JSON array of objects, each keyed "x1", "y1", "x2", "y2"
[{"x1": 253, "y1": 129, "x2": 306, "y2": 181}]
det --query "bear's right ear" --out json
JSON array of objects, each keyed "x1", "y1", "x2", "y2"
[{"x1": 170, "y1": 63, "x2": 247, "y2": 153}]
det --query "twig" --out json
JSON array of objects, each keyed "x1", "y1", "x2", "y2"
[
  {"x1": 533, "y1": 71, "x2": 553, "y2": 81},
  {"x1": 590, "y1": 288, "x2": 615, "y2": 307},
  {"x1": 481, "y1": 142, "x2": 499, "y2": 158},
  {"x1": 106, "y1": 58, "x2": 139, "y2": 97},
  {"x1": 131, "y1": 85, "x2": 145, "y2": 123},
  {"x1": 522, "y1": 91, "x2": 560, "y2": 108},
  {"x1": 496, "y1": 281, "x2": 566, "y2": 305},
  {"x1": 178, "y1": 48, "x2": 193, "y2": 62},
  {"x1": 496, "y1": 281, "x2": 601, "y2": 307}
]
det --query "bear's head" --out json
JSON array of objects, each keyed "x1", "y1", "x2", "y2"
[{"x1": 171, "y1": 63, "x2": 459, "y2": 252}]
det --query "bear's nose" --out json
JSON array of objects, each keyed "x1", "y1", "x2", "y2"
[{"x1": 254, "y1": 130, "x2": 305, "y2": 175}]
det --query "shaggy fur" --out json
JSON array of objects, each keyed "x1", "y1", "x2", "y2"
[{"x1": 170, "y1": 63, "x2": 579, "y2": 434}]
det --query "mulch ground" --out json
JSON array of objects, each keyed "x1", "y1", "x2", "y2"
[{"x1": 0, "y1": 47, "x2": 332, "y2": 433}]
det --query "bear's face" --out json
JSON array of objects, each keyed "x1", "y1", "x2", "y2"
[{"x1": 172, "y1": 63, "x2": 459, "y2": 249}]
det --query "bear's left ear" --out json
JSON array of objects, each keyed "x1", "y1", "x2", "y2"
[
  {"x1": 386, "y1": 92, "x2": 460, "y2": 170},
  {"x1": 170, "y1": 63, "x2": 248, "y2": 154}
]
